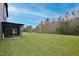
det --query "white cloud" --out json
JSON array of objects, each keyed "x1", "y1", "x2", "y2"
[
  {"x1": 8, "y1": 7, "x2": 20, "y2": 13},
  {"x1": 25, "y1": 11, "x2": 50, "y2": 18},
  {"x1": 8, "y1": 6, "x2": 49, "y2": 17},
  {"x1": 7, "y1": 18, "x2": 18, "y2": 23},
  {"x1": 8, "y1": 5, "x2": 60, "y2": 18}
]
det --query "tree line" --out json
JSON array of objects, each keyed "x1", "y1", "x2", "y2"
[{"x1": 24, "y1": 10, "x2": 79, "y2": 35}]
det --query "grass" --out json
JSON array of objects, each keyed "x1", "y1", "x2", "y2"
[{"x1": 0, "y1": 32, "x2": 79, "y2": 56}]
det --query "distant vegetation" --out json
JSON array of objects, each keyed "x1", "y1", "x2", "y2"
[{"x1": 24, "y1": 10, "x2": 79, "y2": 35}]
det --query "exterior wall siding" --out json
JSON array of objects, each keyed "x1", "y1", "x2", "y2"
[
  {"x1": 0, "y1": 3, "x2": 7, "y2": 22},
  {"x1": 20, "y1": 26, "x2": 23, "y2": 36},
  {"x1": 0, "y1": 4, "x2": 3, "y2": 39},
  {"x1": 0, "y1": 4, "x2": 4, "y2": 22},
  {"x1": 3, "y1": 4, "x2": 7, "y2": 21},
  {"x1": 0, "y1": 3, "x2": 7, "y2": 39},
  {"x1": 0, "y1": 22, "x2": 2, "y2": 40}
]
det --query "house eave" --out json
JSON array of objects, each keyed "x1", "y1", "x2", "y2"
[{"x1": 2, "y1": 22, "x2": 24, "y2": 26}]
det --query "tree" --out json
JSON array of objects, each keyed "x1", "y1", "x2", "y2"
[
  {"x1": 68, "y1": 17, "x2": 79, "y2": 35},
  {"x1": 57, "y1": 21, "x2": 69, "y2": 34},
  {"x1": 23, "y1": 27, "x2": 27, "y2": 32},
  {"x1": 44, "y1": 18, "x2": 50, "y2": 24},
  {"x1": 58, "y1": 16, "x2": 62, "y2": 22},
  {"x1": 26, "y1": 25, "x2": 33, "y2": 32},
  {"x1": 71, "y1": 11, "x2": 77, "y2": 17},
  {"x1": 40, "y1": 21, "x2": 44, "y2": 33},
  {"x1": 34, "y1": 21, "x2": 44, "y2": 33},
  {"x1": 77, "y1": 10, "x2": 79, "y2": 16},
  {"x1": 65, "y1": 12, "x2": 70, "y2": 18},
  {"x1": 44, "y1": 18, "x2": 51, "y2": 33}
]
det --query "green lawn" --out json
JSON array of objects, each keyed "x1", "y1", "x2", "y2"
[{"x1": 0, "y1": 32, "x2": 79, "y2": 56}]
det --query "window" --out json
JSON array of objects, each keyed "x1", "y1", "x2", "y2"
[{"x1": 13, "y1": 28, "x2": 18, "y2": 35}]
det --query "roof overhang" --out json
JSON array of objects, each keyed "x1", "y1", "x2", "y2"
[{"x1": 2, "y1": 22, "x2": 24, "y2": 26}]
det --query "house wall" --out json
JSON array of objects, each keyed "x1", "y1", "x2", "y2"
[
  {"x1": 0, "y1": 22, "x2": 1, "y2": 40},
  {"x1": 0, "y1": 4, "x2": 4, "y2": 22},
  {"x1": 3, "y1": 4, "x2": 7, "y2": 21},
  {"x1": 0, "y1": 3, "x2": 7, "y2": 21},
  {"x1": 0, "y1": 4, "x2": 3, "y2": 39},
  {"x1": 0, "y1": 3, "x2": 7, "y2": 39},
  {"x1": 20, "y1": 26, "x2": 23, "y2": 36}
]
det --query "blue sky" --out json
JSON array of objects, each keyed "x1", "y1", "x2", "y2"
[{"x1": 8, "y1": 3, "x2": 79, "y2": 28}]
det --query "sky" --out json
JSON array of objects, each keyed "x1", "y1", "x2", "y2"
[{"x1": 8, "y1": 3, "x2": 79, "y2": 28}]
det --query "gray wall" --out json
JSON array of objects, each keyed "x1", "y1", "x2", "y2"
[
  {"x1": 0, "y1": 4, "x2": 3, "y2": 39},
  {"x1": 20, "y1": 26, "x2": 23, "y2": 36},
  {"x1": 0, "y1": 4, "x2": 4, "y2": 22},
  {"x1": 0, "y1": 3, "x2": 7, "y2": 39},
  {"x1": 0, "y1": 22, "x2": 2, "y2": 40},
  {"x1": 0, "y1": 3, "x2": 7, "y2": 22},
  {"x1": 3, "y1": 4, "x2": 7, "y2": 21}
]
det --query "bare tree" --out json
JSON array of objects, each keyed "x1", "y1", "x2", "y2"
[
  {"x1": 58, "y1": 16, "x2": 62, "y2": 22},
  {"x1": 26, "y1": 25, "x2": 33, "y2": 32},
  {"x1": 77, "y1": 10, "x2": 79, "y2": 16},
  {"x1": 65, "y1": 12, "x2": 70, "y2": 18},
  {"x1": 71, "y1": 11, "x2": 77, "y2": 17}
]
